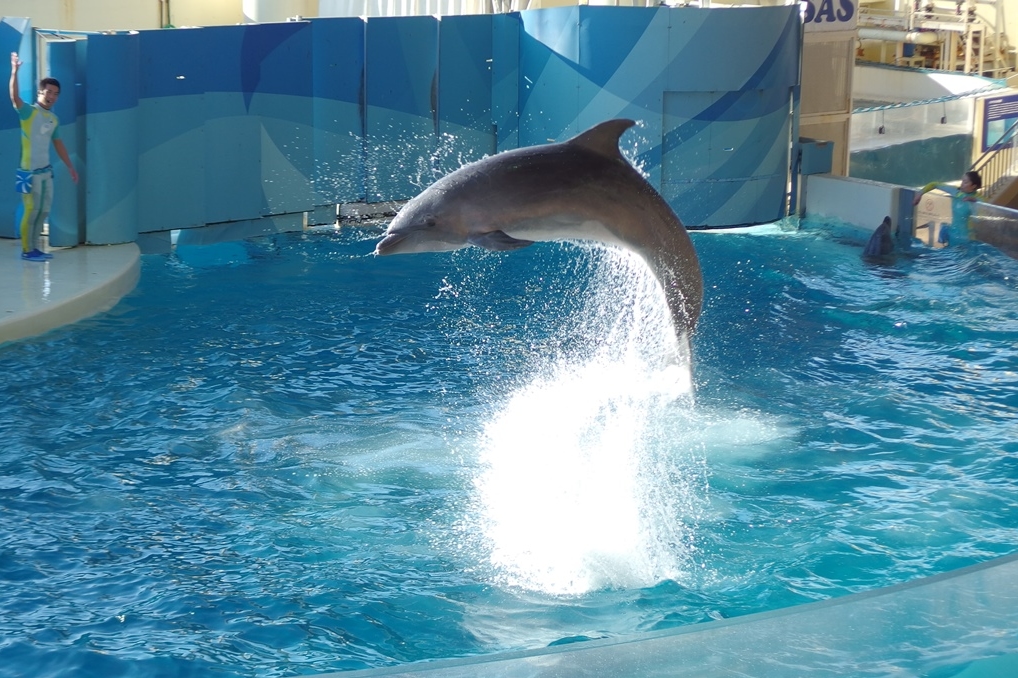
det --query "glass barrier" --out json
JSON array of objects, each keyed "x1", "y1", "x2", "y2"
[
  {"x1": 324, "y1": 552, "x2": 1018, "y2": 677},
  {"x1": 973, "y1": 201, "x2": 1018, "y2": 259},
  {"x1": 852, "y1": 98, "x2": 974, "y2": 151}
]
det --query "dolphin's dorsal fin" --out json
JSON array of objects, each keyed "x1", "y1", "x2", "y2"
[{"x1": 567, "y1": 119, "x2": 636, "y2": 160}]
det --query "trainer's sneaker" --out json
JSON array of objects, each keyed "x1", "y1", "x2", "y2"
[
  {"x1": 21, "y1": 250, "x2": 48, "y2": 262},
  {"x1": 33, "y1": 249, "x2": 54, "y2": 260}
]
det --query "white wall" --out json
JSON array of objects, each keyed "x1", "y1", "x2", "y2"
[
  {"x1": 1, "y1": 0, "x2": 252, "y2": 30},
  {"x1": 805, "y1": 174, "x2": 904, "y2": 234},
  {"x1": 2, "y1": 0, "x2": 158, "y2": 31},
  {"x1": 317, "y1": 0, "x2": 489, "y2": 17},
  {"x1": 171, "y1": 0, "x2": 246, "y2": 27}
]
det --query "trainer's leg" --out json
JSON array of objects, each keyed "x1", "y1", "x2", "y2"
[
  {"x1": 33, "y1": 173, "x2": 54, "y2": 252},
  {"x1": 19, "y1": 174, "x2": 51, "y2": 254},
  {"x1": 18, "y1": 178, "x2": 40, "y2": 253}
]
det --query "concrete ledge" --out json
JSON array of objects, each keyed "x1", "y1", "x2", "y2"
[
  {"x1": 804, "y1": 174, "x2": 906, "y2": 233},
  {"x1": 0, "y1": 239, "x2": 141, "y2": 345}
]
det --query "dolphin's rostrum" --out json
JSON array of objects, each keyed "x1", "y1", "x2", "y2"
[{"x1": 375, "y1": 119, "x2": 703, "y2": 347}]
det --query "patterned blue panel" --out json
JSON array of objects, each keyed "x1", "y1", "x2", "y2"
[
  {"x1": 515, "y1": 5, "x2": 799, "y2": 227},
  {"x1": 202, "y1": 95, "x2": 266, "y2": 224},
  {"x1": 46, "y1": 39, "x2": 83, "y2": 246},
  {"x1": 437, "y1": 14, "x2": 495, "y2": 177},
  {"x1": 575, "y1": 7, "x2": 671, "y2": 188},
  {"x1": 365, "y1": 16, "x2": 439, "y2": 202},
  {"x1": 84, "y1": 32, "x2": 139, "y2": 245},
  {"x1": 577, "y1": 7, "x2": 661, "y2": 86},
  {"x1": 136, "y1": 29, "x2": 208, "y2": 233},
  {"x1": 491, "y1": 13, "x2": 520, "y2": 152},
  {"x1": 656, "y1": 9, "x2": 798, "y2": 225},
  {"x1": 14, "y1": 5, "x2": 803, "y2": 239},
  {"x1": 0, "y1": 16, "x2": 33, "y2": 239},
  {"x1": 246, "y1": 24, "x2": 316, "y2": 219},
  {"x1": 138, "y1": 29, "x2": 206, "y2": 101},
  {"x1": 199, "y1": 23, "x2": 315, "y2": 225},
  {"x1": 516, "y1": 8, "x2": 670, "y2": 181},
  {"x1": 518, "y1": 7, "x2": 581, "y2": 144},
  {"x1": 664, "y1": 8, "x2": 799, "y2": 93},
  {"x1": 195, "y1": 22, "x2": 311, "y2": 103},
  {"x1": 311, "y1": 17, "x2": 366, "y2": 204}
]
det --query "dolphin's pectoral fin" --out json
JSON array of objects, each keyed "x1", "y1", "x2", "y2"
[{"x1": 468, "y1": 231, "x2": 535, "y2": 251}]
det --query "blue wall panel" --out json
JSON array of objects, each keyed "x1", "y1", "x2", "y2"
[
  {"x1": 437, "y1": 14, "x2": 495, "y2": 177},
  {"x1": 199, "y1": 23, "x2": 266, "y2": 226},
  {"x1": 365, "y1": 16, "x2": 439, "y2": 202},
  {"x1": 200, "y1": 23, "x2": 315, "y2": 226},
  {"x1": 0, "y1": 17, "x2": 34, "y2": 239},
  {"x1": 514, "y1": 5, "x2": 799, "y2": 227},
  {"x1": 491, "y1": 13, "x2": 520, "y2": 152},
  {"x1": 578, "y1": 7, "x2": 670, "y2": 192},
  {"x1": 6, "y1": 6, "x2": 801, "y2": 246},
  {"x1": 311, "y1": 17, "x2": 366, "y2": 204},
  {"x1": 247, "y1": 24, "x2": 316, "y2": 219},
  {"x1": 46, "y1": 39, "x2": 84, "y2": 247},
  {"x1": 518, "y1": 6, "x2": 581, "y2": 144},
  {"x1": 84, "y1": 32, "x2": 139, "y2": 244},
  {"x1": 657, "y1": 7, "x2": 799, "y2": 225},
  {"x1": 137, "y1": 28, "x2": 207, "y2": 233}
]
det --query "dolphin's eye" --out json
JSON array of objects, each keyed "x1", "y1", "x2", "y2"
[{"x1": 424, "y1": 216, "x2": 437, "y2": 228}]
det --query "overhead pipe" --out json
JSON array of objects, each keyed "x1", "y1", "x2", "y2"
[{"x1": 858, "y1": 28, "x2": 943, "y2": 44}]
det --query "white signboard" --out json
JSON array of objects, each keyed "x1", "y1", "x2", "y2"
[
  {"x1": 801, "y1": 0, "x2": 858, "y2": 32},
  {"x1": 914, "y1": 191, "x2": 952, "y2": 247}
]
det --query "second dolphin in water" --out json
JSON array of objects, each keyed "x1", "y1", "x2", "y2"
[
  {"x1": 862, "y1": 216, "x2": 895, "y2": 262},
  {"x1": 374, "y1": 119, "x2": 703, "y2": 349}
]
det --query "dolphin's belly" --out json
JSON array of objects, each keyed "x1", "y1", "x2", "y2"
[{"x1": 502, "y1": 216, "x2": 624, "y2": 248}]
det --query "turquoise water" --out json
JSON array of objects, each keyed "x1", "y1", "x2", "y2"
[{"x1": 1, "y1": 224, "x2": 1017, "y2": 677}]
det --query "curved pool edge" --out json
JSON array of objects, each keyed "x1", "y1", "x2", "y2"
[
  {"x1": 325, "y1": 551, "x2": 1018, "y2": 677},
  {"x1": 0, "y1": 239, "x2": 140, "y2": 346}
]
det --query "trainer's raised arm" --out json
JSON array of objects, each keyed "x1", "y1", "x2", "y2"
[{"x1": 10, "y1": 52, "x2": 24, "y2": 109}]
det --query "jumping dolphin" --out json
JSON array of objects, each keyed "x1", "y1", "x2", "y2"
[{"x1": 374, "y1": 119, "x2": 703, "y2": 346}]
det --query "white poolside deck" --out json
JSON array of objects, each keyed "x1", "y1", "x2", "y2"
[{"x1": 0, "y1": 237, "x2": 140, "y2": 346}]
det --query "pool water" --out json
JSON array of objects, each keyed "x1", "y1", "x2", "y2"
[{"x1": 1, "y1": 224, "x2": 1017, "y2": 677}]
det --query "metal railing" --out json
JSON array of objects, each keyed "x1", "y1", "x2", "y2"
[{"x1": 970, "y1": 117, "x2": 1018, "y2": 201}]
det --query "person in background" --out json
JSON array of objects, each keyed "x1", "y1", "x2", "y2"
[
  {"x1": 9, "y1": 51, "x2": 78, "y2": 262},
  {"x1": 912, "y1": 171, "x2": 982, "y2": 247}
]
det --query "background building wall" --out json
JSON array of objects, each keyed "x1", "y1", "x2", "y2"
[{"x1": 1, "y1": 0, "x2": 159, "y2": 31}]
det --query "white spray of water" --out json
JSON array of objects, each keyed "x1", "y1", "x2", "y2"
[{"x1": 470, "y1": 246, "x2": 706, "y2": 595}]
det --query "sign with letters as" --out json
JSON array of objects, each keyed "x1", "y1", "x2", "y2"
[{"x1": 801, "y1": 0, "x2": 858, "y2": 32}]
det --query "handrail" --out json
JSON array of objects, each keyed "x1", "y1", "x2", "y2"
[{"x1": 970, "y1": 116, "x2": 1018, "y2": 201}]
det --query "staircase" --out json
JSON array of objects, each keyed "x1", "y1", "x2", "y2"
[{"x1": 972, "y1": 118, "x2": 1018, "y2": 208}]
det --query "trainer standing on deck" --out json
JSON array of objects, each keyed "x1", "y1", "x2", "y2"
[{"x1": 9, "y1": 52, "x2": 78, "y2": 262}]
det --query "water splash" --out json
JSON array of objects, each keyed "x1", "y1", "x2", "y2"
[{"x1": 470, "y1": 246, "x2": 705, "y2": 595}]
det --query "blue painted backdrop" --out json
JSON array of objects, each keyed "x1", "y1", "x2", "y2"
[{"x1": 0, "y1": 6, "x2": 800, "y2": 245}]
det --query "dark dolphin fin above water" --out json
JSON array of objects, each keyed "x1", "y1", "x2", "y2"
[
  {"x1": 374, "y1": 119, "x2": 704, "y2": 352},
  {"x1": 862, "y1": 216, "x2": 895, "y2": 262}
]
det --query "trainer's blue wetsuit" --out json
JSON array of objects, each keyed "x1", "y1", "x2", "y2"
[
  {"x1": 15, "y1": 102, "x2": 59, "y2": 255},
  {"x1": 918, "y1": 182, "x2": 979, "y2": 246}
]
